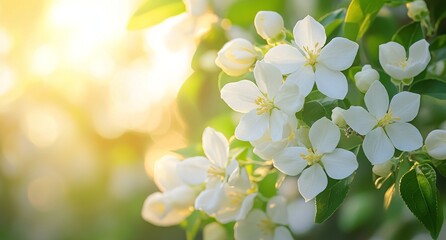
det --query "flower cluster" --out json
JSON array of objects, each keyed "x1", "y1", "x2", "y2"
[{"x1": 142, "y1": 9, "x2": 445, "y2": 240}]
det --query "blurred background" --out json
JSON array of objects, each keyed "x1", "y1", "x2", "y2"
[{"x1": 0, "y1": 0, "x2": 445, "y2": 239}]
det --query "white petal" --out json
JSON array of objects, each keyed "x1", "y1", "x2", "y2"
[
  {"x1": 293, "y1": 15, "x2": 326, "y2": 51},
  {"x1": 309, "y1": 117, "x2": 340, "y2": 154},
  {"x1": 318, "y1": 37, "x2": 359, "y2": 71},
  {"x1": 321, "y1": 148, "x2": 358, "y2": 179},
  {"x1": 203, "y1": 127, "x2": 229, "y2": 168},
  {"x1": 234, "y1": 209, "x2": 265, "y2": 240},
  {"x1": 142, "y1": 192, "x2": 186, "y2": 226},
  {"x1": 154, "y1": 155, "x2": 183, "y2": 192},
  {"x1": 254, "y1": 61, "x2": 282, "y2": 98},
  {"x1": 176, "y1": 156, "x2": 210, "y2": 185},
  {"x1": 235, "y1": 193, "x2": 257, "y2": 221},
  {"x1": 270, "y1": 109, "x2": 289, "y2": 142},
  {"x1": 220, "y1": 80, "x2": 261, "y2": 113},
  {"x1": 425, "y1": 130, "x2": 446, "y2": 160},
  {"x1": 286, "y1": 66, "x2": 315, "y2": 97},
  {"x1": 379, "y1": 41, "x2": 407, "y2": 76},
  {"x1": 264, "y1": 44, "x2": 305, "y2": 74},
  {"x1": 363, "y1": 127, "x2": 395, "y2": 164},
  {"x1": 267, "y1": 196, "x2": 288, "y2": 225},
  {"x1": 343, "y1": 106, "x2": 377, "y2": 135},
  {"x1": 385, "y1": 122, "x2": 423, "y2": 151},
  {"x1": 274, "y1": 226, "x2": 294, "y2": 240},
  {"x1": 273, "y1": 147, "x2": 308, "y2": 176},
  {"x1": 364, "y1": 80, "x2": 389, "y2": 120},
  {"x1": 252, "y1": 137, "x2": 288, "y2": 160},
  {"x1": 298, "y1": 164, "x2": 328, "y2": 202},
  {"x1": 314, "y1": 64, "x2": 348, "y2": 99},
  {"x1": 195, "y1": 187, "x2": 224, "y2": 214},
  {"x1": 235, "y1": 109, "x2": 269, "y2": 141},
  {"x1": 407, "y1": 39, "x2": 431, "y2": 78},
  {"x1": 287, "y1": 199, "x2": 315, "y2": 235},
  {"x1": 275, "y1": 83, "x2": 303, "y2": 114},
  {"x1": 228, "y1": 167, "x2": 252, "y2": 192},
  {"x1": 389, "y1": 91, "x2": 420, "y2": 122}
]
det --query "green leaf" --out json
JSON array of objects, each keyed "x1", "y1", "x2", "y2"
[
  {"x1": 127, "y1": 0, "x2": 185, "y2": 30},
  {"x1": 181, "y1": 211, "x2": 202, "y2": 240},
  {"x1": 391, "y1": 22, "x2": 424, "y2": 50},
  {"x1": 432, "y1": 159, "x2": 446, "y2": 177},
  {"x1": 301, "y1": 100, "x2": 327, "y2": 126},
  {"x1": 344, "y1": 0, "x2": 386, "y2": 41},
  {"x1": 319, "y1": 8, "x2": 346, "y2": 38},
  {"x1": 385, "y1": 0, "x2": 412, "y2": 6},
  {"x1": 218, "y1": 71, "x2": 254, "y2": 90},
  {"x1": 399, "y1": 164, "x2": 443, "y2": 239},
  {"x1": 409, "y1": 79, "x2": 446, "y2": 99},
  {"x1": 315, "y1": 174, "x2": 355, "y2": 223},
  {"x1": 225, "y1": 0, "x2": 284, "y2": 28}
]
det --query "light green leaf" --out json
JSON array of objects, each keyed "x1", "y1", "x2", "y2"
[
  {"x1": 218, "y1": 71, "x2": 254, "y2": 90},
  {"x1": 181, "y1": 211, "x2": 202, "y2": 240},
  {"x1": 301, "y1": 100, "x2": 327, "y2": 126},
  {"x1": 225, "y1": 0, "x2": 284, "y2": 28},
  {"x1": 344, "y1": 0, "x2": 386, "y2": 41},
  {"x1": 315, "y1": 174, "x2": 355, "y2": 223},
  {"x1": 391, "y1": 22, "x2": 424, "y2": 50},
  {"x1": 127, "y1": 0, "x2": 185, "y2": 30},
  {"x1": 399, "y1": 164, "x2": 443, "y2": 239},
  {"x1": 319, "y1": 8, "x2": 346, "y2": 38}
]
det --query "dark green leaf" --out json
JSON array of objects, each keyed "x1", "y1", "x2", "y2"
[
  {"x1": 301, "y1": 101, "x2": 327, "y2": 126},
  {"x1": 432, "y1": 159, "x2": 446, "y2": 177},
  {"x1": 225, "y1": 0, "x2": 284, "y2": 28},
  {"x1": 315, "y1": 174, "x2": 355, "y2": 223},
  {"x1": 391, "y1": 22, "x2": 424, "y2": 50},
  {"x1": 430, "y1": 35, "x2": 446, "y2": 60},
  {"x1": 344, "y1": 0, "x2": 386, "y2": 41},
  {"x1": 409, "y1": 79, "x2": 446, "y2": 99},
  {"x1": 127, "y1": 0, "x2": 185, "y2": 30},
  {"x1": 386, "y1": 0, "x2": 412, "y2": 6},
  {"x1": 399, "y1": 164, "x2": 443, "y2": 239}
]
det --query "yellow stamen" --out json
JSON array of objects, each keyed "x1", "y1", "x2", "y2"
[
  {"x1": 207, "y1": 165, "x2": 225, "y2": 180},
  {"x1": 300, "y1": 148, "x2": 322, "y2": 165},
  {"x1": 303, "y1": 43, "x2": 321, "y2": 72},
  {"x1": 399, "y1": 58, "x2": 408, "y2": 69},
  {"x1": 255, "y1": 96, "x2": 274, "y2": 115},
  {"x1": 377, "y1": 110, "x2": 401, "y2": 127},
  {"x1": 257, "y1": 218, "x2": 275, "y2": 236}
]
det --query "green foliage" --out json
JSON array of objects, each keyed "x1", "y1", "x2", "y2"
[
  {"x1": 399, "y1": 164, "x2": 444, "y2": 239},
  {"x1": 344, "y1": 0, "x2": 386, "y2": 41},
  {"x1": 392, "y1": 22, "x2": 425, "y2": 50},
  {"x1": 127, "y1": 0, "x2": 185, "y2": 30},
  {"x1": 410, "y1": 79, "x2": 446, "y2": 99},
  {"x1": 182, "y1": 211, "x2": 203, "y2": 240},
  {"x1": 225, "y1": 0, "x2": 285, "y2": 28},
  {"x1": 218, "y1": 71, "x2": 254, "y2": 90},
  {"x1": 319, "y1": 8, "x2": 346, "y2": 38},
  {"x1": 315, "y1": 174, "x2": 355, "y2": 223}
]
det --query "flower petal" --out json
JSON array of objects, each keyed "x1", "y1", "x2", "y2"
[
  {"x1": 154, "y1": 155, "x2": 183, "y2": 192},
  {"x1": 195, "y1": 186, "x2": 224, "y2": 214},
  {"x1": 298, "y1": 164, "x2": 328, "y2": 202},
  {"x1": 309, "y1": 117, "x2": 340, "y2": 154},
  {"x1": 407, "y1": 39, "x2": 431, "y2": 78},
  {"x1": 293, "y1": 15, "x2": 326, "y2": 51},
  {"x1": 286, "y1": 66, "x2": 315, "y2": 97},
  {"x1": 234, "y1": 209, "x2": 265, "y2": 240},
  {"x1": 274, "y1": 226, "x2": 294, "y2": 240},
  {"x1": 321, "y1": 148, "x2": 358, "y2": 179},
  {"x1": 287, "y1": 199, "x2": 315, "y2": 235},
  {"x1": 343, "y1": 106, "x2": 377, "y2": 135},
  {"x1": 270, "y1": 109, "x2": 289, "y2": 142},
  {"x1": 176, "y1": 156, "x2": 210, "y2": 185},
  {"x1": 363, "y1": 127, "x2": 395, "y2": 164},
  {"x1": 389, "y1": 91, "x2": 420, "y2": 122},
  {"x1": 221, "y1": 80, "x2": 261, "y2": 113},
  {"x1": 254, "y1": 61, "x2": 282, "y2": 98},
  {"x1": 235, "y1": 109, "x2": 269, "y2": 141},
  {"x1": 228, "y1": 167, "x2": 252, "y2": 192},
  {"x1": 385, "y1": 122, "x2": 422, "y2": 151},
  {"x1": 273, "y1": 147, "x2": 308, "y2": 176},
  {"x1": 275, "y1": 82, "x2": 304, "y2": 114},
  {"x1": 202, "y1": 127, "x2": 229, "y2": 168},
  {"x1": 379, "y1": 41, "x2": 407, "y2": 78},
  {"x1": 318, "y1": 37, "x2": 359, "y2": 71},
  {"x1": 364, "y1": 80, "x2": 389, "y2": 120},
  {"x1": 264, "y1": 44, "x2": 305, "y2": 74},
  {"x1": 314, "y1": 64, "x2": 348, "y2": 99},
  {"x1": 267, "y1": 196, "x2": 289, "y2": 225},
  {"x1": 425, "y1": 130, "x2": 446, "y2": 160}
]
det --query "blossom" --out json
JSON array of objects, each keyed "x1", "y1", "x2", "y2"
[
  {"x1": 425, "y1": 129, "x2": 446, "y2": 160},
  {"x1": 183, "y1": 0, "x2": 208, "y2": 17},
  {"x1": 264, "y1": 15, "x2": 358, "y2": 99},
  {"x1": 406, "y1": 0, "x2": 429, "y2": 21},
  {"x1": 141, "y1": 156, "x2": 199, "y2": 226},
  {"x1": 273, "y1": 117, "x2": 358, "y2": 201},
  {"x1": 379, "y1": 39, "x2": 430, "y2": 84},
  {"x1": 343, "y1": 81, "x2": 423, "y2": 164},
  {"x1": 234, "y1": 196, "x2": 293, "y2": 240},
  {"x1": 254, "y1": 11, "x2": 285, "y2": 42},
  {"x1": 331, "y1": 107, "x2": 347, "y2": 128},
  {"x1": 203, "y1": 222, "x2": 228, "y2": 240},
  {"x1": 221, "y1": 61, "x2": 304, "y2": 141},
  {"x1": 354, "y1": 64, "x2": 379, "y2": 93},
  {"x1": 372, "y1": 159, "x2": 394, "y2": 177},
  {"x1": 215, "y1": 38, "x2": 258, "y2": 76}
]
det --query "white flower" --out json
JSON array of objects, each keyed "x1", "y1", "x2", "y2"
[
  {"x1": 221, "y1": 61, "x2": 304, "y2": 141},
  {"x1": 331, "y1": 107, "x2": 347, "y2": 128},
  {"x1": 203, "y1": 222, "x2": 228, "y2": 240},
  {"x1": 406, "y1": 0, "x2": 429, "y2": 21},
  {"x1": 264, "y1": 15, "x2": 358, "y2": 99},
  {"x1": 183, "y1": 0, "x2": 209, "y2": 16},
  {"x1": 215, "y1": 38, "x2": 258, "y2": 76},
  {"x1": 141, "y1": 156, "x2": 199, "y2": 226},
  {"x1": 177, "y1": 127, "x2": 237, "y2": 189},
  {"x1": 254, "y1": 11, "x2": 285, "y2": 42},
  {"x1": 273, "y1": 117, "x2": 358, "y2": 201},
  {"x1": 425, "y1": 129, "x2": 446, "y2": 160},
  {"x1": 372, "y1": 159, "x2": 394, "y2": 177},
  {"x1": 379, "y1": 39, "x2": 430, "y2": 83},
  {"x1": 343, "y1": 81, "x2": 423, "y2": 164},
  {"x1": 234, "y1": 196, "x2": 293, "y2": 240},
  {"x1": 354, "y1": 64, "x2": 379, "y2": 93},
  {"x1": 195, "y1": 166, "x2": 257, "y2": 223}
]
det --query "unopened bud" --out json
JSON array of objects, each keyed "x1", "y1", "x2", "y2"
[
  {"x1": 254, "y1": 11, "x2": 285, "y2": 43},
  {"x1": 331, "y1": 107, "x2": 347, "y2": 128},
  {"x1": 425, "y1": 129, "x2": 446, "y2": 160},
  {"x1": 354, "y1": 65, "x2": 379, "y2": 93},
  {"x1": 215, "y1": 38, "x2": 258, "y2": 76},
  {"x1": 406, "y1": 0, "x2": 429, "y2": 21}
]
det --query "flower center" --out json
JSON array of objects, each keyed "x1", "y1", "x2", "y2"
[
  {"x1": 257, "y1": 218, "x2": 275, "y2": 236},
  {"x1": 207, "y1": 165, "x2": 225, "y2": 180},
  {"x1": 399, "y1": 58, "x2": 408, "y2": 69},
  {"x1": 377, "y1": 110, "x2": 400, "y2": 127},
  {"x1": 255, "y1": 96, "x2": 274, "y2": 115},
  {"x1": 303, "y1": 43, "x2": 321, "y2": 72},
  {"x1": 300, "y1": 148, "x2": 322, "y2": 165},
  {"x1": 229, "y1": 191, "x2": 246, "y2": 206}
]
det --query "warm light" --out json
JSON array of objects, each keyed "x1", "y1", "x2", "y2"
[
  {"x1": 0, "y1": 28, "x2": 12, "y2": 55},
  {"x1": 27, "y1": 175, "x2": 65, "y2": 211},
  {"x1": 31, "y1": 45, "x2": 59, "y2": 76},
  {"x1": 23, "y1": 109, "x2": 60, "y2": 148},
  {"x1": 0, "y1": 65, "x2": 16, "y2": 96}
]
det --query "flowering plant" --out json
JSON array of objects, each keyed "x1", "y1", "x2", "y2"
[{"x1": 130, "y1": 0, "x2": 446, "y2": 239}]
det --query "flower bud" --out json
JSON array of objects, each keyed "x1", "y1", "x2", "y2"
[
  {"x1": 406, "y1": 0, "x2": 429, "y2": 21},
  {"x1": 203, "y1": 222, "x2": 228, "y2": 240},
  {"x1": 354, "y1": 65, "x2": 379, "y2": 93},
  {"x1": 331, "y1": 107, "x2": 347, "y2": 128},
  {"x1": 372, "y1": 159, "x2": 394, "y2": 177},
  {"x1": 254, "y1": 11, "x2": 285, "y2": 42},
  {"x1": 183, "y1": 0, "x2": 208, "y2": 16},
  {"x1": 215, "y1": 38, "x2": 258, "y2": 76},
  {"x1": 425, "y1": 129, "x2": 446, "y2": 160}
]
